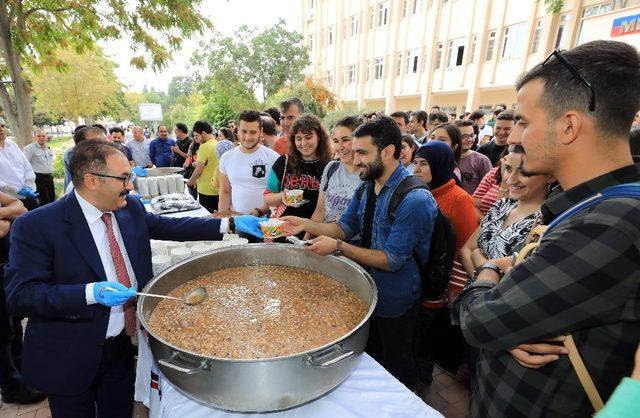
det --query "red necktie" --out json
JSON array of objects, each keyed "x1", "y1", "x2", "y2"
[{"x1": 101, "y1": 213, "x2": 136, "y2": 337}]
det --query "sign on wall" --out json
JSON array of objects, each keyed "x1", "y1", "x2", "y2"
[
  {"x1": 611, "y1": 14, "x2": 640, "y2": 37},
  {"x1": 139, "y1": 103, "x2": 163, "y2": 122}
]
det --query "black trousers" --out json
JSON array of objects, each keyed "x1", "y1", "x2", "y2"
[
  {"x1": 365, "y1": 302, "x2": 420, "y2": 390},
  {"x1": 35, "y1": 173, "x2": 55, "y2": 205},
  {"x1": 198, "y1": 193, "x2": 219, "y2": 213},
  {"x1": 0, "y1": 266, "x2": 23, "y2": 392},
  {"x1": 47, "y1": 332, "x2": 135, "y2": 418}
]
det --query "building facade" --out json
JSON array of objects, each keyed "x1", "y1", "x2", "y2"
[{"x1": 301, "y1": 0, "x2": 640, "y2": 114}]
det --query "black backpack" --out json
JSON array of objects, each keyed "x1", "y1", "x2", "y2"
[{"x1": 356, "y1": 176, "x2": 456, "y2": 301}]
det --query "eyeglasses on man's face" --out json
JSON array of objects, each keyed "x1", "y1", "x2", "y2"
[
  {"x1": 90, "y1": 172, "x2": 136, "y2": 187},
  {"x1": 542, "y1": 49, "x2": 596, "y2": 112},
  {"x1": 461, "y1": 133, "x2": 477, "y2": 141}
]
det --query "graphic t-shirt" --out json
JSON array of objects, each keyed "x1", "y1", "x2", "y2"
[
  {"x1": 266, "y1": 155, "x2": 327, "y2": 219},
  {"x1": 459, "y1": 151, "x2": 493, "y2": 195},
  {"x1": 219, "y1": 145, "x2": 279, "y2": 213},
  {"x1": 319, "y1": 161, "x2": 361, "y2": 223}
]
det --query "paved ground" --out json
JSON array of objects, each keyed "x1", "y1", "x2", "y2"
[{"x1": 0, "y1": 365, "x2": 470, "y2": 418}]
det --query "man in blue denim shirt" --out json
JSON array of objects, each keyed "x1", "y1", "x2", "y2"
[
  {"x1": 149, "y1": 125, "x2": 176, "y2": 167},
  {"x1": 283, "y1": 116, "x2": 437, "y2": 389}
]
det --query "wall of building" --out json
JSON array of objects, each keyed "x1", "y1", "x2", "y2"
[{"x1": 302, "y1": 0, "x2": 640, "y2": 114}]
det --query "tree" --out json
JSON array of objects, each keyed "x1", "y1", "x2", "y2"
[
  {"x1": 31, "y1": 48, "x2": 122, "y2": 123},
  {"x1": 0, "y1": 0, "x2": 211, "y2": 147},
  {"x1": 266, "y1": 77, "x2": 338, "y2": 119},
  {"x1": 198, "y1": 19, "x2": 310, "y2": 104}
]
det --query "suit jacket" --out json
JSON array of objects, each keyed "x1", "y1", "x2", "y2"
[{"x1": 4, "y1": 193, "x2": 222, "y2": 395}]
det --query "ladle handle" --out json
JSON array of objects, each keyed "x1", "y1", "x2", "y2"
[{"x1": 136, "y1": 292, "x2": 182, "y2": 302}]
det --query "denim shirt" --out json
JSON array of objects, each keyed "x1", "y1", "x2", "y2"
[{"x1": 338, "y1": 162, "x2": 437, "y2": 318}]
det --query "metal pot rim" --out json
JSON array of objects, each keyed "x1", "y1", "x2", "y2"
[{"x1": 138, "y1": 243, "x2": 378, "y2": 363}]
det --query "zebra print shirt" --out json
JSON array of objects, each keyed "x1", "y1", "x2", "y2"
[{"x1": 477, "y1": 198, "x2": 539, "y2": 259}]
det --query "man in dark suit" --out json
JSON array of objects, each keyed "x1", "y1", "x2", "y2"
[{"x1": 4, "y1": 140, "x2": 263, "y2": 418}]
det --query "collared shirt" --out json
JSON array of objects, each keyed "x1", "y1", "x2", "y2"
[
  {"x1": 0, "y1": 139, "x2": 36, "y2": 191},
  {"x1": 128, "y1": 138, "x2": 152, "y2": 167},
  {"x1": 149, "y1": 137, "x2": 176, "y2": 167},
  {"x1": 23, "y1": 142, "x2": 53, "y2": 174},
  {"x1": 63, "y1": 147, "x2": 73, "y2": 190},
  {"x1": 454, "y1": 163, "x2": 640, "y2": 417},
  {"x1": 338, "y1": 162, "x2": 437, "y2": 317},
  {"x1": 411, "y1": 132, "x2": 428, "y2": 145},
  {"x1": 75, "y1": 191, "x2": 138, "y2": 338}
]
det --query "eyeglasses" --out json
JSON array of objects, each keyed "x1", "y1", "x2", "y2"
[
  {"x1": 279, "y1": 115, "x2": 296, "y2": 122},
  {"x1": 90, "y1": 172, "x2": 136, "y2": 187},
  {"x1": 461, "y1": 133, "x2": 477, "y2": 141},
  {"x1": 542, "y1": 49, "x2": 596, "y2": 112}
]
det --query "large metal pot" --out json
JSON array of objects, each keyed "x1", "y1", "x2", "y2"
[{"x1": 138, "y1": 244, "x2": 377, "y2": 412}]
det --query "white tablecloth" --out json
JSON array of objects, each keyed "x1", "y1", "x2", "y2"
[{"x1": 135, "y1": 330, "x2": 442, "y2": 418}]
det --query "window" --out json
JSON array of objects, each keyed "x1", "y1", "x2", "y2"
[
  {"x1": 531, "y1": 19, "x2": 543, "y2": 54},
  {"x1": 366, "y1": 60, "x2": 371, "y2": 81},
  {"x1": 435, "y1": 43, "x2": 443, "y2": 69},
  {"x1": 486, "y1": 30, "x2": 496, "y2": 61},
  {"x1": 469, "y1": 34, "x2": 477, "y2": 63},
  {"x1": 378, "y1": 2, "x2": 389, "y2": 27},
  {"x1": 369, "y1": 6, "x2": 375, "y2": 30},
  {"x1": 350, "y1": 15, "x2": 359, "y2": 36},
  {"x1": 555, "y1": 14, "x2": 570, "y2": 49},
  {"x1": 501, "y1": 22, "x2": 526, "y2": 59},
  {"x1": 447, "y1": 38, "x2": 465, "y2": 68},
  {"x1": 308, "y1": 0, "x2": 314, "y2": 9},
  {"x1": 406, "y1": 49, "x2": 419, "y2": 74},
  {"x1": 582, "y1": 2, "x2": 613, "y2": 18},
  {"x1": 325, "y1": 71, "x2": 333, "y2": 87},
  {"x1": 397, "y1": 52, "x2": 403, "y2": 76},
  {"x1": 374, "y1": 57, "x2": 384, "y2": 79},
  {"x1": 308, "y1": 34, "x2": 314, "y2": 50},
  {"x1": 348, "y1": 64, "x2": 356, "y2": 84},
  {"x1": 327, "y1": 26, "x2": 333, "y2": 46},
  {"x1": 402, "y1": 0, "x2": 408, "y2": 18}
]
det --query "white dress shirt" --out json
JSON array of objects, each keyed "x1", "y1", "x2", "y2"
[
  {"x1": 0, "y1": 139, "x2": 36, "y2": 192},
  {"x1": 23, "y1": 142, "x2": 54, "y2": 174},
  {"x1": 76, "y1": 191, "x2": 138, "y2": 338}
]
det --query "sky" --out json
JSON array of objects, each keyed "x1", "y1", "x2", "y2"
[{"x1": 101, "y1": 0, "x2": 302, "y2": 93}]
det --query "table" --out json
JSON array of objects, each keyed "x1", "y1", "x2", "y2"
[
  {"x1": 134, "y1": 330, "x2": 442, "y2": 418},
  {"x1": 143, "y1": 202, "x2": 211, "y2": 218}
]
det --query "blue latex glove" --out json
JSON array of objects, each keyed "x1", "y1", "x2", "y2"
[
  {"x1": 17, "y1": 187, "x2": 39, "y2": 199},
  {"x1": 93, "y1": 282, "x2": 137, "y2": 307},
  {"x1": 234, "y1": 215, "x2": 268, "y2": 238},
  {"x1": 132, "y1": 166, "x2": 148, "y2": 177}
]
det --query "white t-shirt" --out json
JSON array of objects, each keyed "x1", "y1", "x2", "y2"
[{"x1": 219, "y1": 145, "x2": 279, "y2": 213}]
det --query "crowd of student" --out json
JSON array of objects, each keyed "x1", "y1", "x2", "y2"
[{"x1": 0, "y1": 39, "x2": 639, "y2": 417}]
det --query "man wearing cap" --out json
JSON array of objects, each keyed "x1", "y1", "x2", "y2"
[{"x1": 0, "y1": 118, "x2": 38, "y2": 210}]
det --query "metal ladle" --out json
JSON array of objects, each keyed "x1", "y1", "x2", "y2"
[{"x1": 104, "y1": 286, "x2": 208, "y2": 306}]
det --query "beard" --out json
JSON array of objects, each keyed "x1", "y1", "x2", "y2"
[{"x1": 358, "y1": 154, "x2": 385, "y2": 181}]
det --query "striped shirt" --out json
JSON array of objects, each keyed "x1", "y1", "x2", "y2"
[{"x1": 472, "y1": 167, "x2": 500, "y2": 215}]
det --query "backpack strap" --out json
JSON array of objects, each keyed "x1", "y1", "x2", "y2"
[
  {"x1": 355, "y1": 181, "x2": 369, "y2": 203},
  {"x1": 388, "y1": 176, "x2": 429, "y2": 222},
  {"x1": 323, "y1": 161, "x2": 341, "y2": 192}
]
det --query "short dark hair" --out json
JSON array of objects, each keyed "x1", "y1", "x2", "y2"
[
  {"x1": 469, "y1": 110, "x2": 485, "y2": 121},
  {"x1": 280, "y1": 97, "x2": 305, "y2": 113},
  {"x1": 448, "y1": 112, "x2": 457, "y2": 118},
  {"x1": 430, "y1": 123, "x2": 462, "y2": 164},
  {"x1": 238, "y1": 109, "x2": 262, "y2": 128},
  {"x1": 455, "y1": 120, "x2": 475, "y2": 129},
  {"x1": 264, "y1": 107, "x2": 281, "y2": 125},
  {"x1": 260, "y1": 116, "x2": 277, "y2": 136},
  {"x1": 429, "y1": 111, "x2": 448, "y2": 125},
  {"x1": 192, "y1": 120, "x2": 213, "y2": 135},
  {"x1": 430, "y1": 105, "x2": 441, "y2": 111},
  {"x1": 353, "y1": 115, "x2": 402, "y2": 159},
  {"x1": 73, "y1": 126, "x2": 105, "y2": 145},
  {"x1": 91, "y1": 124, "x2": 107, "y2": 134},
  {"x1": 390, "y1": 111, "x2": 409, "y2": 124},
  {"x1": 496, "y1": 103, "x2": 507, "y2": 110},
  {"x1": 334, "y1": 115, "x2": 364, "y2": 133},
  {"x1": 410, "y1": 110, "x2": 428, "y2": 128},
  {"x1": 157, "y1": 124, "x2": 168, "y2": 133},
  {"x1": 495, "y1": 109, "x2": 515, "y2": 122},
  {"x1": 219, "y1": 128, "x2": 235, "y2": 142},
  {"x1": 109, "y1": 127, "x2": 125, "y2": 136},
  {"x1": 516, "y1": 40, "x2": 640, "y2": 139},
  {"x1": 175, "y1": 123, "x2": 188, "y2": 135},
  {"x1": 630, "y1": 127, "x2": 640, "y2": 156},
  {"x1": 70, "y1": 139, "x2": 123, "y2": 189}
]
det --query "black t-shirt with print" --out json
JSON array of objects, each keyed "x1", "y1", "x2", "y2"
[{"x1": 271, "y1": 155, "x2": 327, "y2": 219}]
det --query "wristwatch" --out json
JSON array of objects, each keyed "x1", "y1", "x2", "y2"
[
  {"x1": 332, "y1": 239, "x2": 344, "y2": 257},
  {"x1": 473, "y1": 262, "x2": 504, "y2": 280}
]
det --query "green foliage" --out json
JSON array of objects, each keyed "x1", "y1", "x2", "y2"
[
  {"x1": 265, "y1": 78, "x2": 338, "y2": 119},
  {"x1": 542, "y1": 0, "x2": 564, "y2": 13},
  {"x1": 197, "y1": 19, "x2": 310, "y2": 104},
  {"x1": 30, "y1": 47, "x2": 123, "y2": 121}
]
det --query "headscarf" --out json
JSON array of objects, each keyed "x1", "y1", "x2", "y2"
[{"x1": 414, "y1": 141, "x2": 459, "y2": 189}]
